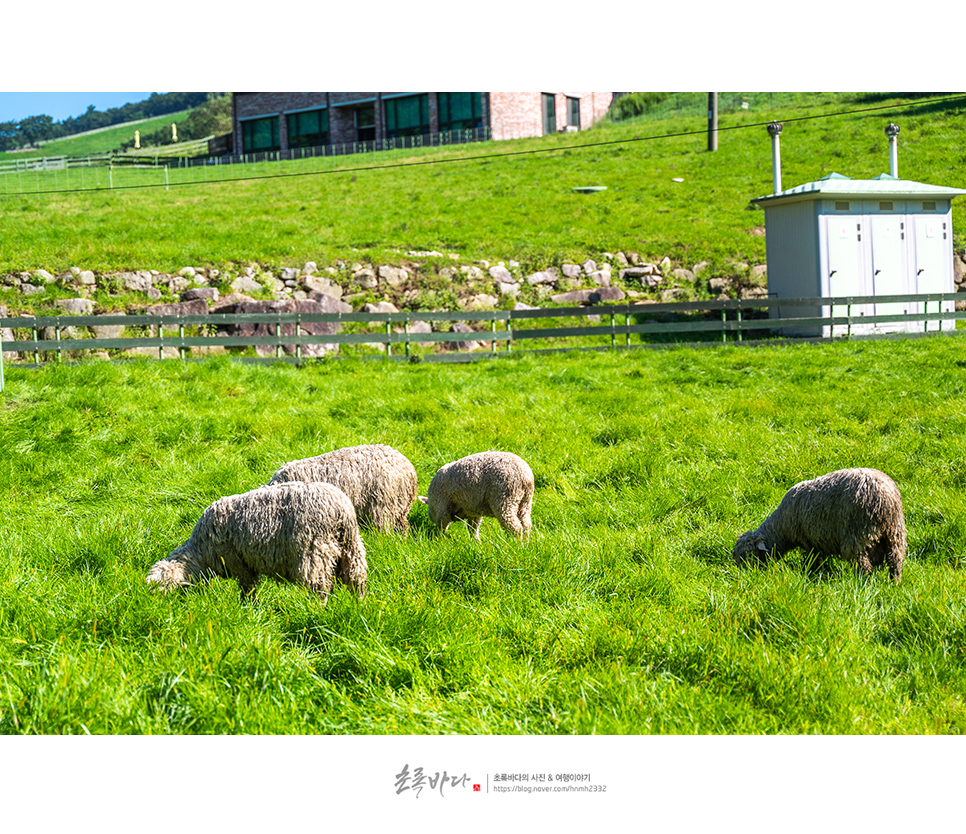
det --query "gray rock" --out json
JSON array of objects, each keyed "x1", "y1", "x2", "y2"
[
  {"x1": 114, "y1": 272, "x2": 154, "y2": 292},
  {"x1": 561, "y1": 264, "x2": 582, "y2": 279},
  {"x1": 589, "y1": 270, "x2": 611, "y2": 287},
  {"x1": 214, "y1": 297, "x2": 344, "y2": 357},
  {"x1": 353, "y1": 268, "x2": 378, "y2": 289},
  {"x1": 488, "y1": 264, "x2": 513, "y2": 283},
  {"x1": 280, "y1": 267, "x2": 301, "y2": 281},
  {"x1": 302, "y1": 261, "x2": 318, "y2": 276},
  {"x1": 495, "y1": 281, "x2": 519, "y2": 296},
  {"x1": 526, "y1": 270, "x2": 557, "y2": 285},
  {"x1": 444, "y1": 322, "x2": 480, "y2": 352},
  {"x1": 672, "y1": 268, "x2": 696, "y2": 284},
  {"x1": 364, "y1": 301, "x2": 399, "y2": 314},
  {"x1": 21, "y1": 283, "x2": 45, "y2": 296},
  {"x1": 582, "y1": 259, "x2": 597, "y2": 275},
  {"x1": 182, "y1": 287, "x2": 220, "y2": 302},
  {"x1": 55, "y1": 298, "x2": 94, "y2": 315},
  {"x1": 692, "y1": 260, "x2": 709, "y2": 276},
  {"x1": 89, "y1": 312, "x2": 127, "y2": 339},
  {"x1": 378, "y1": 265, "x2": 409, "y2": 287},
  {"x1": 145, "y1": 299, "x2": 210, "y2": 317},
  {"x1": 751, "y1": 264, "x2": 768, "y2": 279},
  {"x1": 551, "y1": 287, "x2": 625, "y2": 305},
  {"x1": 34, "y1": 269, "x2": 55, "y2": 284},
  {"x1": 231, "y1": 275, "x2": 263, "y2": 294},
  {"x1": 75, "y1": 270, "x2": 96, "y2": 286},
  {"x1": 168, "y1": 276, "x2": 190, "y2": 293},
  {"x1": 306, "y1": 292, "x2": 353, "y2": 313},
  {"x1": 303, "y1": 275, "x2": 344, "y2": 298},
  {"x1": 708, "y1": 276, "x2": 730, "y2": 293},
  {"x1": 463, "y1": 294, "x2": 500, "y2": 310}
]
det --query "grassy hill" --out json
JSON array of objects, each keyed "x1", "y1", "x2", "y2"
[
  {"x1": 1, "y1": 93, "x2": 963, "y2": 282},
  {"x1": 0, "y1": 109, "x2": 195, "y2": 160}
]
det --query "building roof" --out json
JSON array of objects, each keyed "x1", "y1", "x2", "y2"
[{"x1": 752, "y1": 172, "x2": 966, "y2": 207}]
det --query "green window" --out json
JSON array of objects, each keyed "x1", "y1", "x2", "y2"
[
  {"x1": 241, "y1": 116, "x2": 280, "y2": 153},
  {"x1": 438, "y1": 92, "x2": 482, "y2": 132},
  {"x1": 385, "y1": 94, "x2": 429, "y2": 139},
  {"x1": 287, "y1": 109, "x2": 328, "y2": 148},
  {"x1": 542, "y1": 93, "x2": 556, "y2": 135},
  {"x1": 567, "y1": 96, "x2": 580, "y2": 128}
]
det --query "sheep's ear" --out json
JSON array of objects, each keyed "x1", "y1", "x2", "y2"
[
  {"x1": 418, "y1": 496, "x2": 428, "y2": 504},
  {"x1": 757, "y1": 541, "x2": 769, "y2": 553}
]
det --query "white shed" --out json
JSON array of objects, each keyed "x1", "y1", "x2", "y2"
[{"x1": 751, "y1": 172, "x2": 966, "y2": 336}]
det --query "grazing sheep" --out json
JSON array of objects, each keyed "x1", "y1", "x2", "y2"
[
  {"x1": 146, "y1": 481, "x2": 368, "y2": 601},
  {"x1": 733, "y1": 467, "x2": 906, "y2": 581},
  {"x1": 420, "y1": 451, "x2": 534, "y2": 540},
  {"x1": 268, "y1": 444, "x2": 417, "y2": 534}
]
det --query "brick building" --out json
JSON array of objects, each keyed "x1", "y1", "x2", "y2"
[{"x1": 230, "y1": 92, "x2": 616, "y2": 154}]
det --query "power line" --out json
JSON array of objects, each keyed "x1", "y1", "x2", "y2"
[{"x1": 6, "y1": 93, "x2": 966, "y2": 197}]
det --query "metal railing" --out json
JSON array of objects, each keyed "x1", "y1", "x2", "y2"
[{"x1": 1, "y1": 293, "x2": 962, "y2": 384}]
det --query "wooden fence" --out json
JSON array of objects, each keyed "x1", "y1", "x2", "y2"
[{"x1": 0, "y1": 293, "x2": 962, "y2": 377}]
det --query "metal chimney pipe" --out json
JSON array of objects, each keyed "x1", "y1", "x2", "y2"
[
  {"x1": 767, "y1": 122, "x2": 783, "y2": 194},
  {"x1": 885, "y1": 123, "x2": 900, "y2": 178}
]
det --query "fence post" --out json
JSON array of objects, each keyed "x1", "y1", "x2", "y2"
[
  {"x1": 56, "y1": 323, "x2": 62, "y2": 362},
  {"x1": 404, "y1": 320, "x2": 411, "y2": 359},
  {"x1": 32, "y1": 323, "x2": 39, "y2": 364},
  {"x1": 610, "y1": 311, "x2": 616, "y2": 347},
  {"x1": 721, "y1": 306, "x2": 727, "y2": 343},
  {"x1": 179, "y1": 317, "x2": 185, "y2": 360},
  {"x1": 736, "y1": 304, "x2": 743, "y2": 342},
  {"x1": 386, "y1": 320, "x2": 392, "y2": 358},
  {"x1": 157, "y1": 321, "x2": 163, "y2": 360},
  {"x1": 847, "y1": 301, "x2": 852, "y2": 340},
  {"x1": 492, "y1": 315, "x2": 497, "y2": 353},
  {"x1": 296, "y1": 320, "x2": 302, "y2": 363}
]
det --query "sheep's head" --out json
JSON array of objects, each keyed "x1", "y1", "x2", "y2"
[
  {"x1": 733, "y1": 530, "x2": 772, "y2": 566},
  {"x1": 145, "y1": 558, "x2": 190, "y2": 591}
]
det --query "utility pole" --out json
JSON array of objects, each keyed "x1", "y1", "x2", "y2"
[{"x1": 707, "y1": 92, "x2": 718, "y2": 152}]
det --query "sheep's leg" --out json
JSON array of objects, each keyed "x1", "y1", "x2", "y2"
[
  {"x1": 468, "y1": 517, "x2": 483, "y2": 540},
  {"x1": 336, "y1": 550, "x2": 369, "y2": 600},
  {"x1": 294, "y1": 544, "x2": 338, "y2": 603},
  {"x1": 235, "y1": 568, "x2": 260, "y2": 600},
  {"x1": 394, "y1": 513, "x2": 410, "y2": 536},
  {"x1": 872, "y1": 537, "x2": 904, "y2": 582},
  {"x1": 496, "y1": 510, "x2": 525, "y2": 540},
  {"x1": 517, "y1": 495, "x2": 533, "y2": 541}
]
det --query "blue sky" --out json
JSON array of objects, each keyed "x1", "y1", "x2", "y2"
[{"x1": 0, "y1": 92, "x2": 160, "y2": 123}]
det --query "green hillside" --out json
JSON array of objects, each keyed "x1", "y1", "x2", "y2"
[{"x1": 1, "y1": 93, "x2": 964, "y2": 281}]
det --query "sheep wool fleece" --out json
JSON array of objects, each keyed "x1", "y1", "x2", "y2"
[
  {"x1": 146, "y1": 481, "x2": 368, "y2": 601},
  {"x1": 425, "y1": 450, "x2": 534, "y2": 540},
  {"x1": 269, "y1": 444, "x2": 417, "y2": 534},
  {"x1": 733, "y1": 467, "x2": 906, "y2": 580}
]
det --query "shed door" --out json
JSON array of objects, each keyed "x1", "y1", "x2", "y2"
[
  {"x1": 870, "y1": 215, "x2": 906, "y2": 328},
  {"x1": 914, "y1": 215, "x2": 951, "y2": 331},
  {"x1": 824, "y1": 216, "x2": 868, "y2": 333}
]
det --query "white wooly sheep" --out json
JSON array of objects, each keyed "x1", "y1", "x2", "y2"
[
  {"x1": 733, "y1": 467, "x2": 907, "y2": 581},
  {"x1": 269, "y1": 444, "x2": 417, "y2": 535},
  {"x1": 420, "y1": 451, "x2": 534, "y2": 540},
  {"x1": 146, "y1": 481, "x2": 368, "y2": 601}
]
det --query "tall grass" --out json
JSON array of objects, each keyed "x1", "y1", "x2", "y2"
[{"x1": 2, "y1": 335, "x2": 966, "y2": 734}]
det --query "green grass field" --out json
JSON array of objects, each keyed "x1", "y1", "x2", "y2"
[
  {"x1": 3, "y1": 335, "x2": 966, "y2": 734},
  {"x1": 1, "y1": 93, "x2": 964, "y2": 279}
]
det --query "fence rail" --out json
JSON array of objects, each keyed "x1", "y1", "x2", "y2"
[{"x1": 1, "y1": 293, "x2": 963, "y2": 378}]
